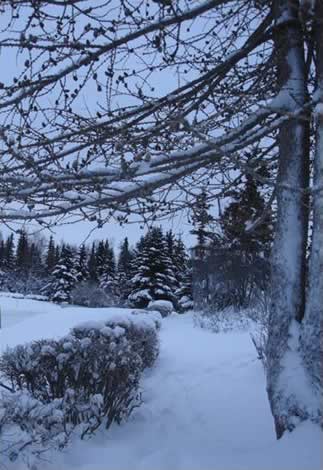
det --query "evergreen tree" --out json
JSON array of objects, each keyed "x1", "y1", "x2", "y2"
[
  {"x1": 74, "y1": 244, "x2": 89, "y2": 282},
  {"x1": 128, "y1": 227, "x2": 177, "y2": 308},
  {"x1": 49, "y1": 245, "x2": 77, "y2": 303},
  {"x1": 4, "y1": 234, "x2": 15, "y2": 270},
  {"x1": 99, "y1": 242, "x2": 116, "y2": 294},
  {"x1": 165, "y1": 230, "x2": 176, "y2": 261},
  {"x1": 88, "y1": 242, "x2": 98, "y2": 282},
  {"x1": 117, "y1": 237, "x2": 133, "y2": 278},
  {"x1": 116, "y1": 237, "x2": 134, "y2": 302},
  {"x1": 220, "y1": 173, "x2": 272, "y2": 254},
  {"x1": 16, "y1": 230, "x2": 29, "y2": 271},
  {"x1": 45, "y1": 235, "x2": 56, "y2": 272},
  {"x1": 213, "y1": 173, "x2": 273, "y2": 307},
  {"x1": 95, "y1": 240, "x2": 107, "y2": 278},
  {"x1": 190, "y1": 190, "x2": 214, "y2": 252},
  {"x1": 54, "y1": 245, "x2": 60, "y2": 265},
  {"x1": 0, "y1": 239, "x2": 5, "y2": 268},
  {"x1": 165, "y1": 230, "x2": 192, "y2": 310},
  {"x1": 173, "y1": 237, "x2": 189, "y2": 284},
  {"x1": 175, "y1": 265, "x2": 193, "y2": 311},
  {"x1": 29, "y1": 242, "x2": 44, "y2": 277}
]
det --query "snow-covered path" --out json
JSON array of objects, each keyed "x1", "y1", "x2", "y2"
[
  {"x1": 0, "y1": 300, "x2": 320, "y2": 470},
  {"x1": 50, "y1": 314, "x2": 320, "y2": 470}
]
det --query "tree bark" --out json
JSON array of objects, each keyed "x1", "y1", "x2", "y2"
[
  {"x1": 300, "y1": 0, "x2": 323, "y2": 413},
  {"x1": 266, "y1": 0, "x2": 311, "y2": 439}
]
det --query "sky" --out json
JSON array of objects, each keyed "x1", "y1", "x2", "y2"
[
  {"x1": 1, "y1": 211, "x2": 197, "y2": 250},
  {"x1": 0, "y1": 2, "x2": 212, "y2": 249}
]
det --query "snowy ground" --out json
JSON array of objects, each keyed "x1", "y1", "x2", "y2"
[{"x1": 0, "y1": 296, "x2": 321, "y2": 470}]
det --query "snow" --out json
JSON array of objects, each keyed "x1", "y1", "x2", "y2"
[
  {"x1": 0, "y1": 297, "x2": 129, "y2": 347},
  {"x1": 279, "y1": 321, "x2": 320, "y2": 419},
  {"x1": 147, "y1": 299, "x2": 174, "y2": 316},
  {"x1": 314, "y1": 103, "x2": 323, "y2": 116},
  {"x1": 0, "y1": 297, "x2": 321, "y2": 470}
]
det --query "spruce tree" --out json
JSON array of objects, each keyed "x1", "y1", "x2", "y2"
[
  {"x1": 165, "y1": 230, "x2": 176, "y2": 261},
  {"x1": 95, "y1": 240, "x2": 107, "y2": 278},
  {"x1": 4, "y1": 234, "x2": 15, "y2": 270},
  {"x1": 99, "y1": 242, "x2": 116, "y2": 295},
  {"x1": 54, "y1": 245, "x2": 60, "y2": 265},
  {"x1": 29, "y1": 243, "x2": 44, "y2": 277},
  {"x1": 128, "y1": 227, "x2": 177, "y2": 308},
  {"x1": 176, "y1": 265, "x2": 193, "y2": 311},
  {"x1": 116, "y1": 237, "x2": 134, "y2": 302},
  {"x1": 216, "y1": 173, "x2": 273, "y2": 307},
  {"x1": 0, "y1": 240, "x2": 5, "y2": 268},
  {"x1": 49, "y1": 245, "x2": 77, "y2": 303},
  {"x1": 45, "y1": 235, "x2": 56, "y2": 272},
  {"x1": 16, "y1": 230, "x2": 29, "y2": 271},
  {"x1": 190, "y1": 190, "x2": 214, "y2": 253},
  {"x1": 118, "y1": 237, "x2": 133, "y2": 278},
  {"x1": 74, "y1": 244, "x2": 89, "y2": 282},
  {"x1": 88, "y1": 242, "x2": 98, "y2": 282},
  {"x1": 220, "y1": 174, "x2": 272, "y2": 254},
  {"x1": 173, "y1": 237, "x2": 189, "y2": 284}
]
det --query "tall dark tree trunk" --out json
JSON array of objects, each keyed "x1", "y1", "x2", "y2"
[
  {"x1": 300, "y1": 0, "x2": 323, "y2": 405},
  {"x1": 266, "y1": 0, "x2": 311, "y2": 439}
]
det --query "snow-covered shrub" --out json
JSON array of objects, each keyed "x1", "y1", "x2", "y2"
[
  {"x1": 194, "y1": 307, "x2": 250, "y2": 334},
  {"x1": 70, "y1": 281, "x2": 112, "y2": 307},
  {"x1": 72, "y1": 315, "x2": 160, "y2": 371},
  {"x1": 0, "y1": 314, "x2": 160, "y2": 435},
  {"x1": 0, "y1": 390, "x2": 69, "y2": 468},
  {"x1": 0, "y1": 291, "x2": 25, "y2": 299},
  {"x1": 178, "y1": 295, "x2": 194, "y2": 312},
  {"x1": 147, "y1": 300, "x2": 174, "y2": 317},
  {"x1": 0, "y1": 339, "x2": 64, "y2": 401},
  {"x1": 25, "y1": 294, "x2": 49, "y2": 301},
  {"x1": 131, "y1": 309, "x2": 162, "y2": 331}
]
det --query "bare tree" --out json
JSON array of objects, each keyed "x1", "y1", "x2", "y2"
[{"x1": 0, "y1": 0, "x2": 321, "y2": 438}]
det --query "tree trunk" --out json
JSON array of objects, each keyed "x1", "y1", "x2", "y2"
[
  {"x1": 266, "y1": 0, "x2": 311, "y2": 439},
  {"x1": 300, "y1": 0, "x2": 323, "y2": 416}
]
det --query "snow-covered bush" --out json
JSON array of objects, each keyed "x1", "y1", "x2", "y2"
[
  {"x1": 0, "y1": 390, "x2": 69, "y2": 468},
  {"x1": 71, "y1": 315, "x2": 160, "y2": 371},
  {"x1": 0, "y1": 314, "x2": 160, "y2": 439},
  {"x1": 178, "y1": 295, "x2": 194, "y2": 312},
  {"x1": 194, "y1": 307, "x2": 250, "y2": 334},
  {"x1": 131, "y1": 309, "x2": 162, "y2": 330},
  {"x1": 25, "y1": 294, "x2": 49, "y2": 301},
  {"x1": 147, "y1": 300, "x2": 174, "y2": 317},
  {"x1": 71, "y1": 281, "x2": 113, "y2": 307}
]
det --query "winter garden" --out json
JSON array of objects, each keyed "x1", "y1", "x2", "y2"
[{"x1": 0, "y1": 1, "x2": 322, "y2": 469}]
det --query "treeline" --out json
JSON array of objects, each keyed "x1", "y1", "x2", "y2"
[
  {"x1": 0, "y1": 231, "x2": 48, "y2": 295},
  {"x1": 0, "y1": 228, "x2": 193, "y2": 310},
  {"x1": 191, "y1": 175, "x2": 273, "y2": 310}
]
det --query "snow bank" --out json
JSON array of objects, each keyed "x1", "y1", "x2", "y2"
[
  {"x1": 0, "y1": 296, "x2": 147, "y2": 351},
  {"x1": 147, "y1": 300, "x2": 174, "y2": 317},
  {"x1": 0, "y1": 298, "x2": 320, "y2": 470},
  {"x1": 0, "y1": 300, "x2": 160, "y2": 468}
]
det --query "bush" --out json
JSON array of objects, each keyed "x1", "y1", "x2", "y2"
[
  {"x1": 0, "y1": 313, "x2": 160, "y2": 439},
  {"x1": 70, "y1": 281, "x2": 113, "y2": 307},
  {"x1": 193, "y1": 307, "x2": 250, "y2": 334},
  {"x1": 147, "y1": 300, "x2": 174, "y2": 317},
  {"x1": 131, "y1": 309, "x2": 162, "y2": 330},
  {"x1": 0, "y1": 390, "x2": 69, "y2": 468}
]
